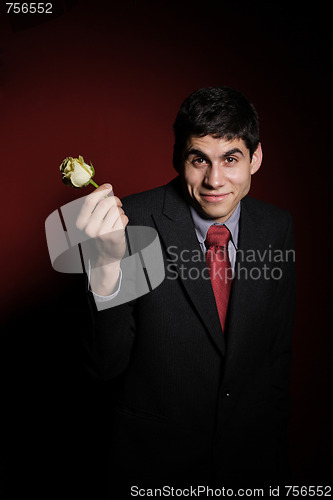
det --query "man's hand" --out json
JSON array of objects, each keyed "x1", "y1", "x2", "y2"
[{"x1": 76, "y1": 183, "x2": 129, "y2": 296}]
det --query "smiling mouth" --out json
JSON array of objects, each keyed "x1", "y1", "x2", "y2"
[{"x1": 200, "y1": 193, "x2": 230, "y2": 202}]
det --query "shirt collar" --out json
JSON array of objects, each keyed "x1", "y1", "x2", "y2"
[{"x1": 190, "y1": 202, "x2": 240, "y2": 249}]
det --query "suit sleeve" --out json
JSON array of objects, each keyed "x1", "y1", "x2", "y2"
[{"x1": 83, "y1": 284, "x2": 137, "y2": 380}]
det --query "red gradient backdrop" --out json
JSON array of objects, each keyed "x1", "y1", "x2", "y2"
[{"x1": 1, "y1": 0, "x2": 332, "y2": 495}]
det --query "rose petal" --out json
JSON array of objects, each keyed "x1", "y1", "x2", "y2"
[
  {"x1": 85, "y1": 163, "x2": 94, "y2": 175},
  {"x1": 63, "y1": 164, "x2": 73, "y2": 175},
  {"x1": 60, "y1": 158, "x2": 70, "y2": 172},
  {"x1": 70, "y1": 161, "x2": 93, "y2": 187}
]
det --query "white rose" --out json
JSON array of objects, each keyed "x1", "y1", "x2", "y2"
[{"x1": 60, "y1": 155, "x2": 97, "y2": 188}]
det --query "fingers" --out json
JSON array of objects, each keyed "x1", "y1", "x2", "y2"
[
  {"x1": 90, "y1": 196, "x2": 119, "y2": 221},
  {"x1": 76, "y1": 183, "x2": 123, "y2": 232},
  {"x1": 76, "y1": 184, "x2": 114, "y2": 227},
  {"x1": 77, "y1": 184, "x2": 113, "y2": 224},
  {"x1": 85, "y1": 204, "x2": 126, "y2": 238},
  {"x1": 76, "y1": 184, "x2": 130, "y2": 265},
  {"x1": 101, "y1": 209, "x2": 129, "y2": 233}
]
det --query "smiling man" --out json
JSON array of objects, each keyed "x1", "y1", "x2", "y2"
[
  {"x1": 80, "y1": 87, "x2": 296, "y2": 493},
  {"x1": 182, "y1": 135, "x2": 262, "y2": 221}
]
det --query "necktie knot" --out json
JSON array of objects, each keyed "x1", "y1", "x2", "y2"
[{"x1": 205, "y1": 224, "x2": 231, "y2": 249}]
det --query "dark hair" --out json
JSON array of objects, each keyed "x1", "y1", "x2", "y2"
[{"x1": 173, "y1": 86, "x2": 259, "y2": 171}]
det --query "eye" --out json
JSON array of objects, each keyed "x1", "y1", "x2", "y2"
[
  {"x1": 192, "y1": 157, "x2": 208, "y2": 167},
  {"x1": 225, "y1": 156, "x2": 237, "y2": 164}
]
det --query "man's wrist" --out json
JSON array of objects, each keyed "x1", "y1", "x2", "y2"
[{"x1": 89, "y1": 260, "x2": 122, "y2": 296}]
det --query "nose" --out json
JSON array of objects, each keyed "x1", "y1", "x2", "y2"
[{"x1": 204, "y1": 163, "x2": 225, "y2": 189}]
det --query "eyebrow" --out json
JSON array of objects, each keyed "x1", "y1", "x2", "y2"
[
  {"x1": 184, "y1": 148, "x2": 210, "y2": 161},
  {"x1": 223, "y1": 148, "x2": 245, "y2": 158},
  {"x1": 185, "y1": 147, "x2": 245, "y2": 160}
]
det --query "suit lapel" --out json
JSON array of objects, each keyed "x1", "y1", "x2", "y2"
[
  {"x1": 223, "y1": 197, "x2": 272, "y2": 378},
  {"x1": 152, "y1": 179, "x2": 226, "y2": 356}
]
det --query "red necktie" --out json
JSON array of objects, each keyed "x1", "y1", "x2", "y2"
[{"x1": 205, "y1": 225, "x2": 233, "y2": 333}]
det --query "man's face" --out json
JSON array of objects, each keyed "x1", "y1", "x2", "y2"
[{"x1": 181, "y1": 135, "x2": 262, "y2": 222}]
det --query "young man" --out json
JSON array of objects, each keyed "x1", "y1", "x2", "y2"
[{"x1": 78, "y1": 87, "x2": 296, "y2": 491}]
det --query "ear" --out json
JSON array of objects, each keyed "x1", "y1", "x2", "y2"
[{"x1": 250, "y1": 142, "x2": 263, "y2": 175}]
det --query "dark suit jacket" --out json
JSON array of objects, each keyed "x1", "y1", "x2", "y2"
[{"x1": 86, "y1": 176, "x2": 296, "y2": 490}]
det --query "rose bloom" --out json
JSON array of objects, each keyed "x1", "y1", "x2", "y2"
[{"x1": 60, "y1": 155, "x2": 95, "y2": 188}]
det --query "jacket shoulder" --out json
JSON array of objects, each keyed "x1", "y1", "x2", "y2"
[
  {"x1": 241, "y1": 196, "x2": 293, "y2": 226},
  {"x1": 121, "y1": 183, "x2": 168, "y2": 224}
]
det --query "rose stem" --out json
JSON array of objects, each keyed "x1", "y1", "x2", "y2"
[{"x1": 89, "y1": 179, "x2": 99, "y2": 188}]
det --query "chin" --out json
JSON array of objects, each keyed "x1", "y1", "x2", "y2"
[
  {"x1": 200, "y1": 208, "x2": 228, "y2": 220},
  {"x1": 210, "y1": 213, "x2": 230, "y2": 221},
  {"x1": 201, "y1": 201, "x2": 231, "y2": 215}
]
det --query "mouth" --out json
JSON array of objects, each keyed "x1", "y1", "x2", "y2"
[{"x1": 200, "y1": 193, "x2": 230, "y2": 203}]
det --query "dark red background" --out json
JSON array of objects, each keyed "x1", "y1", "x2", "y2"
[{"x1": 1, "y1": 0, "x2": 332, "y2": 496}]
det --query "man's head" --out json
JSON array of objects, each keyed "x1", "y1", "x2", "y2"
[{"x1": 173, "y1": 86, "x2": 262, "y2": 222}]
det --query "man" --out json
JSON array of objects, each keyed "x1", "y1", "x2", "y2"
[{"x1": 78, "y1": 87, "x2": 296, "y2": 492}]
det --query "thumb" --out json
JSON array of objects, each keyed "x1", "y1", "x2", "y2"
[{"x1": 94, "y1": 183, "x2": 114, "y2": 194}]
